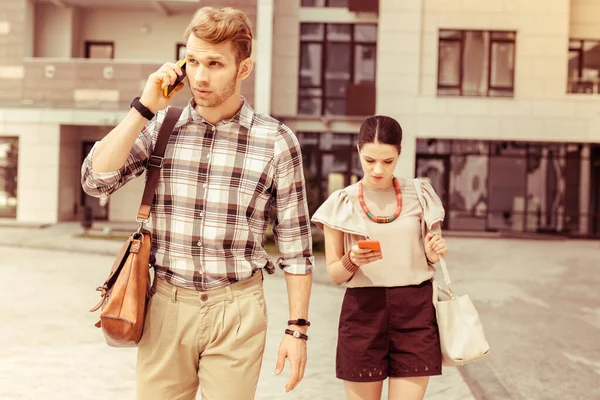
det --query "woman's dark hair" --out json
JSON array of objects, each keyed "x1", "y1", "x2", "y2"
[{"x1": 357, "y1": 115, "x2": 402, "y2": 152}]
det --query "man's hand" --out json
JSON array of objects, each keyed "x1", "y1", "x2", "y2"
[
  {"x1": 139, "y1": 62, "x2": 186, "y2": 113},
  {"x1": 274, "y1": 333, "x2": 307, "y2": 392}
]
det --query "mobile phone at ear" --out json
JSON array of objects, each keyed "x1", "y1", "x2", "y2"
[
  {"x1": 357, "y1": 240, "x2": 381, "y2": 252},
  {"x1": 163, "y1": 59, "x2": 187, "y2": 97}
]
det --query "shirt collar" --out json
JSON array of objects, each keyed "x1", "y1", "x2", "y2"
[{"x1": 184, "y1": 96, "x2": 254, "y2": 131}]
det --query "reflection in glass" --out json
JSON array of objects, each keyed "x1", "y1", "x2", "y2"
[
  {"x1": 449, "y1": 155, "x2": 488, "y2": 230},
  {"x1": 582, "y1": 41, "x2": 600, "y2": 81},
  {"x1": 462, "y1": 31, "x2": 489, "y2": 96},
  {"x1": 438, "y1": 41, "x2": 461, "y2": 87},
  {"x1": 491, "y1": 41, "x2": 515, "y2": 89},
  {"x1": 325, "y1": 78, "x2": 347, "y2": 97},
  {"x1": 302, "y1": 0, "x2": 326, "y2": 5},
  {"x1": 297, "y1": 133, "x2": 358, "y2": 208},
  {"x1": 487, "y1": 156, "x2": 526, "y2": 231},
  {"x1": 355, "y1": 45, "x2": 376, "y2": 84},
  {"x1": 417, "y1": 159, "x2": 447, "y2": 199},
  {"x1": 326, "y1": 43, "x2": 351, "y2": 75},
  {"x1": 355, "y1": 25, "x2": 377, "y2": 42},
  {"x1": 298, "y1": 98, "x2": 322, "y2": 116},
  {"x1": 416, "y1": 139, "x2": 452, "y2": 154},
  {"x1": 327, "y1": 24, "x2": 352, "y2": 41},
  {"x1": 0, "y1": 138, "x2": 18, "y2": 218},
  {"x1": 301, "y1": 23, "x2": 324, "y2": 40},
  {"x1": 452, "y1": 140, "x2": 488, "y2": 154},
  {"x1": 300, "y1": 43, "x2": 322, "y2": 86},
  {"x1": 325, "y1": 99, "x2": 346, "y2": 115},
  {"x1": 526, "y1": 146, "x2": 566, "y2": 233}
]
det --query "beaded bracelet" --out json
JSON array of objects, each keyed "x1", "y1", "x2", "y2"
[{"x1": 341, "y1": 254, "x2": 360, "y2": 273}]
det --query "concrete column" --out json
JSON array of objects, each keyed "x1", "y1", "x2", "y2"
[
  {"x1": 254, "y1": 0, "x2": 274, "y2": 115},
  {"x1": 395, "y1": 133, "x2": 417, "y2": 179},
  {"x1": 579, "y1": 144, "x2": 590, "y2": 235}
]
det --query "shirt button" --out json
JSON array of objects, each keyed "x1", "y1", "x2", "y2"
[
  {"x1": 207, "y1": 154, "x2": 211, "y2": 159},
  {"x1": 203, "y1": 183, "x2": 207, "y2": 188},
  {"x1": 199, "y1": 212, "x2": 204, "y2": 218},
  {"x1": 201, "y1": 294, "x2": 208, "y2": 301},
  {"x1": 197, "y1": 241, "x2": 202, "y2": 247}
]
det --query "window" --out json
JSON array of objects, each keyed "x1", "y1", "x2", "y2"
[
  {"x1": 297, "y1": 132, "x2": 361, "y2": 211},
  {"x1": 84, "y1": 41, "x2": 114, "y2": 59},
  {"x1": 417, "y1": 139, "x2": 595, "y2": 236},
  {"x1": 176, "y1": 43, "x2": 186, "y2": 61},
  {"x1": 299, "y1": 23, "x2": 377, "y2": 116},
  {"x1": 437, "y1": 30, "x2": 516, "y2": 97},
  {"x1": 301, "y1": 0, "x2": 348, "y2": 7},
  {"x1": 0, "y1": 137, "x2": 18, "y2": 219},
  {"x1": 568, "y1": 39, "x2": 600, "y2": 94}
]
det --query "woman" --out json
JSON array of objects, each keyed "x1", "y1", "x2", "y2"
[{"x1": 311, "y1": 115, "x2": 448, "y2": 400}]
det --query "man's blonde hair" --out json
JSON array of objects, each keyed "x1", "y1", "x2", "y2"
[{"x1": 184, "y1": 7, "x2": 253, "y2": 64}]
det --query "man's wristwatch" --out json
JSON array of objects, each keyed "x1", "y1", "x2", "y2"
[
  {"x1": 285, "y1": 329, "x2": 309, "y2": 341},
  {"x1": 130, "y1": 96, "x2": 155, "y2": 121}
]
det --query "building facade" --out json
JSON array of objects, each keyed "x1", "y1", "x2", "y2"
[{"x1": 0, "y1": 0, "x2": 599, "y2": 238}]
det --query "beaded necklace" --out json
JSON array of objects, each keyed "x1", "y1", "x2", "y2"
[{"x1": 357, "y1": 177, "x2": 402, "y2": 223}]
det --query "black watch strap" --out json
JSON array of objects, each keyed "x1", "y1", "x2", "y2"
[
  {"x1": 131, "y1": 96, "x2": 155, "y2": 121},
  {"x1": 285, "y1": 329, "x2": 308, "y2": 341},
  {"x1": 288, "y1": 319, "x2": 311, "y2": 327}
]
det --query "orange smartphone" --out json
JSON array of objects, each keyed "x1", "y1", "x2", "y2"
[
  {"x1": 163, "y1": 59, "x2": 187, "y2": 97},
  {"x1": 357, "y1": 240, "x2": 381, "y2": 252}
]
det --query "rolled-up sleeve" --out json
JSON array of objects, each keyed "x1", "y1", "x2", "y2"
[
  {"x1": 272, "y1": 126, "x2": 314, "y2": 274},
  {"x1": 81, "y1": 116, "x2": 157, "y2": 198}
]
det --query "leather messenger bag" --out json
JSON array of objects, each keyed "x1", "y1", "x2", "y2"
[{"x1": 89, "y1": 107, "x2": 182, "y2": 347}]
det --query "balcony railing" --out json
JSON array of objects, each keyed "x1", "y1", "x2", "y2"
[{"x1": 1, "y1": 58, "x2": 254, "y2": 111}]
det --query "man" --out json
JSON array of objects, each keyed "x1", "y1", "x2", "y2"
[{"x1": 81, "y1": 7, "x2": 313, "y2": 400}]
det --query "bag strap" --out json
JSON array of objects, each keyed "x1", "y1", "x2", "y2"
[
  {"x1": 412, "y1": 178, "x2": 455, "y2": 299},
  {"x1": 136, "y1": 107, "x2": 183, "y2": 222}
]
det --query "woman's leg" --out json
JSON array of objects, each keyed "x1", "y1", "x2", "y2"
[
  {"x1": 386, "y1": 281, "x2": 442, "y2": 400},
  {"x1": 345, "y1": 380, "x2": 384, "y2": 400},
  {"x1": 336, "y1": 287, "x2": 389, "y2": 396},
  {"x1": 388, "y1": 376, "x2": 430, "y2": 400}
]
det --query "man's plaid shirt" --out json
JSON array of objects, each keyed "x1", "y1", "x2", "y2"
[{"x1": 81, "y1": 98, "x2": 314, "y2": 290}]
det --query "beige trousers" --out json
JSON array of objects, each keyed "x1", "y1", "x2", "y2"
[{"x1": 136, "y1": 271, "x2": 268, "y2": 400}]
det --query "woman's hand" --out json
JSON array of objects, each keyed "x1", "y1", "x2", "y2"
[
  {"x1": 424, "y1": 232, "x2": 447, "y2": 263},
  {"x1": 349, "y1": 245, "x2": 382, "y2": 267}
]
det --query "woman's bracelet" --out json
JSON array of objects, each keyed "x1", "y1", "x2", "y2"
[{"x1": 341, "y1": 253, "x2": 360, "y2": 273}]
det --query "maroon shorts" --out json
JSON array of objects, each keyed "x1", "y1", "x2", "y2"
[{"x1": 336, "y1": 280, "x2": 442, "y2": 382}]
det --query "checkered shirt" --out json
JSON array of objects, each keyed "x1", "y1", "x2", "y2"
[{"x1": 81, "y1": 98, "x2": 314, "y2": 290}]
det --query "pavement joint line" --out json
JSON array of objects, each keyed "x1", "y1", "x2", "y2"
[
  {"x1": 459, "y1": 361, "x2": 515, "y2": 400},
  {"x1": 0, "y1": 241, "x2": 343, "y2": 289}
]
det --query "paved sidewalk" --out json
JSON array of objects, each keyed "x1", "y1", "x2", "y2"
[
  {"x1": 4, "y1": 222, "x2": 599, "y2": 399},
  {"x1": 0, "y1": 223, "x2": 476, "y2": 400}
]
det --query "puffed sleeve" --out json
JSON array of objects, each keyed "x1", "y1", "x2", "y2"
[
  {"x1": 311, "y1": 189, "x2": 368, "y2": 237},
  {"x1": 418, "y1": 179, "x2": 445, "y2": 235}
]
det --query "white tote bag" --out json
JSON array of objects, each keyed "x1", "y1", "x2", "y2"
[
  {"x1": 412, "y1": 179, "x2": 490, "y2": 366},
  {"x1": 434, "y1": 256, "x2": 490, "y2": 366}
]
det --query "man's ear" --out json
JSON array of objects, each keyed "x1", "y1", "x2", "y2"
[{"x1": 238, "y1": 58, "x2": 254, "y2": 80}]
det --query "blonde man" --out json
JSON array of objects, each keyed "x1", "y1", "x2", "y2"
[{"x1": 81, "y1": 7, "x2": 313, "y2": 400}]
